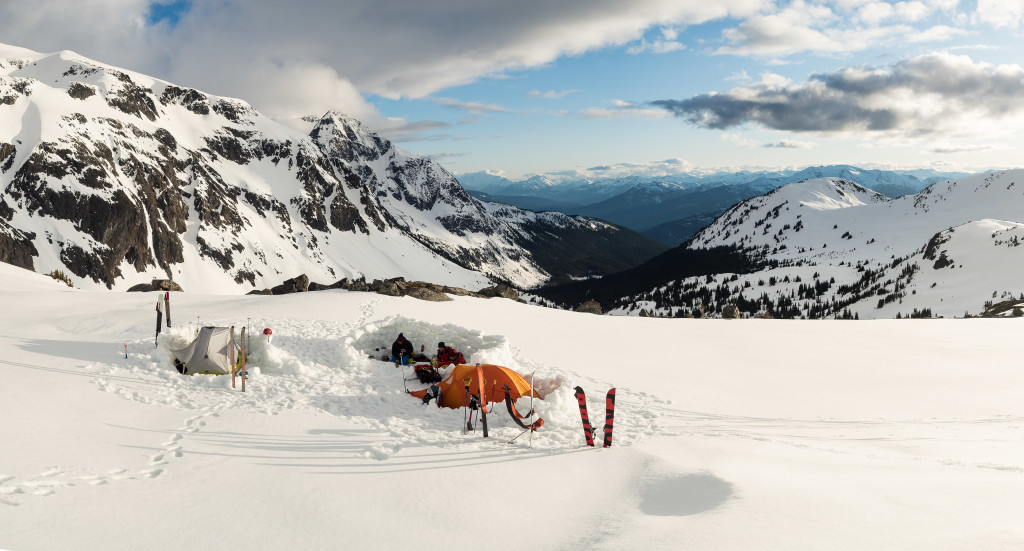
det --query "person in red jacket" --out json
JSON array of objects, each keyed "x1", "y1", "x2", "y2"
[{"x1": 435, "y1": 342, "x2": 466, "y2": 368}]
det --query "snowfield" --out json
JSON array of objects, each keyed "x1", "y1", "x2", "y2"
[{"x1": 2, "y1": 262, "x2": 1023, "y2": 550}]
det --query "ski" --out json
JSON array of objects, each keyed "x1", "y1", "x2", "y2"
[
  {"x1": 574, "y1": 386, "x2": 594, "y2": 446},
  {"x1": 603, "y1": 388, "x2": 616, "y2": 448},
  {"x1": 164, "y1": 291, "x2": 171, "y2": 327},
  {"x1": 476, "y1": 364, "x2": 489, "y2": 438}
]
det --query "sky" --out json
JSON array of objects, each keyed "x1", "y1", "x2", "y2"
[{"x1": 1, "y1": 0, "x2": 1023, "y2": 180}]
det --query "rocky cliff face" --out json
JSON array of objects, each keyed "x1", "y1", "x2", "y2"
[{"x1": 0, "y1": 45, "x2": 662, "y2": 292}]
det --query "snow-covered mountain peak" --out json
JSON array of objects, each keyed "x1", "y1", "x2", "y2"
[
  {"x1": 0, "y1": 42, "x2": 662, "y2": 292},
  {"x1": 772, "y1": 177, "x2": 889, "y2": 211}
]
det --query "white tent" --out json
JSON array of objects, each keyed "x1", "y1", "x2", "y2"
[{"x1": 171, "y1": 326, "x2": 237, "y2": 375}]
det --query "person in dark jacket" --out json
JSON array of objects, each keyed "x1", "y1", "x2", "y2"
[
  {"x1": 391, "y1": 333, "x2": 414, "y2": 365},
  {"x1": 435, "y1": 342, "x2": 466, "y2": 367}
]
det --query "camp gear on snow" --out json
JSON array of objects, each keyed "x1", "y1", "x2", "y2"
[
  {"x1": 171, "y1": 326, "x2": 238, "y2": 375},
  {"x1": 466, "y1": 393, "x2": 479, "y2": 432},
  {"x1": 414, "y1": 364, "x2": 443, "y2": 384},
  {"x1": 408, "y1": 364, "x2": 539, "y2": 409},
  {"x1": 421, "y1": 384, "x2": 441, "y2": 405},
  {"x1": 504, "y1": 385, "x2": 544, "y2": 434}
]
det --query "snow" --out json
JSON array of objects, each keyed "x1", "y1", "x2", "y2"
[{"x1": 3, "y1": 261, "x2": 1024, "y2": 549}]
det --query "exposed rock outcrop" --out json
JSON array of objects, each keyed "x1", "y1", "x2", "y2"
[
  {"x1": 126, "y1": 279, "x2": 183, "y2": 292},
  {"x1": 575, "y1": 299, "x2": 603, "y2": 315}
]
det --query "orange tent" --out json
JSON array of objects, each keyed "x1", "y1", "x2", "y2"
[{"x1": 410, "y1": 364, "x2": 539, "y2": 409}]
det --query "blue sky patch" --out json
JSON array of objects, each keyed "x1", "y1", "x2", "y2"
[{"x1": 147, "y1": 0, "x2": 192, "y2": 27}]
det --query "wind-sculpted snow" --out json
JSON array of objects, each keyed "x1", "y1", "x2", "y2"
[{"x1": 0, "y1": 45, "x2": 655, "y2": 292}]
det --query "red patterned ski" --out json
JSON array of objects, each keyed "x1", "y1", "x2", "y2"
[
  {"x1": 574, "y1": 386, "x2": 595, "y2": 446},
  {"x1": 603, "y1": 388, "x2": 616, "y2": 448}
]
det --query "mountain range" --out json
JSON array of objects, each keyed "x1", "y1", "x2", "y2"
[
  {"x1": 537, "y1": 172, "x2": 1024, "y2": 319},
  {"x1": 460, "y1": 166, "x2": 971, "y2": 246},
  {"x1": 0, "y1": 44, "x2": 663, "y2": 293}
]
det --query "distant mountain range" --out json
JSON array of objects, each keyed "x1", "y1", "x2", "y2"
[
  {"x1": 0, "y1": 44, "x2": 663, "y2": 293},
  {"x1": 460, "y1": 166, "x2": 972, "y2": 246},
  {"x1": 536, "y1": 172, "x2": 1024, "y2": 319}
]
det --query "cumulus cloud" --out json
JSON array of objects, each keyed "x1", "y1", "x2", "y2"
[
  {"x1": 714, "y1": 0, "x2": 973, "y2": 58},
  {"x1": 0, "y1": 0, "x2": 764, "y2": 118},
  {"x1": 1, "y1": 0, "x2": 1018, "y2": 146},
  {"x1": 651, "y1": 53, "x2": 1024, "y2": 137},
  {"x1": 974, "y1": 0, "x2": 1024, "y2": 28}
]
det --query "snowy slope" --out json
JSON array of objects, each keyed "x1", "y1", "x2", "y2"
[
  {"x1": 604, "y1": 172, "x2": 1024, "y2": 319},
  {"x1": 0, "y1": 44, "x2": 653, "y2": 293},
  {"x1": 3, "y1": 262, "x2": 1024, "y2": 550}
]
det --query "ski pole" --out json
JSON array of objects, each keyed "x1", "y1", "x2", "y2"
[
  {"x1": 398, "y1": 360, "x2": 408, "y2": 393},
  {"x1": 462, "y1": 378, "x2": 472, "y2": 434},
  {"x1": 529, "y1": 372, "x2": 535, "y2": 449},
  {"x1": 154, "y1": 295, "x2": 162, "y2": 348}
]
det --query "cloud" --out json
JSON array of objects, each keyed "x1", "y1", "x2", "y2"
[
  {"x1": 0, "y1": 0, "x2": 1016, "y2": 142},
  {"x1": 432, "y1": 97, "x2": 517, "y2": 114},
  {"x1": 907, "y1": 25, "x2": 969, "y2": 42},
  {"x1": 974, "y1": 0, "x2": 1024, "y2": 29},
  {"x1": 0, "y1": 0, "x2": 766, "y2": 115},
  {"x1": 543, "y1": 158, "x2": 696, "y2": 180},
  {"x1": 721, "y1": 133, "x2": 759, "y2": 147},
  {"x1": 714, "y1": 0, "x2": 972, "y2": 58},
  {"x1": 651, "y1": 53, "x2": 1024, "y2": 137},
  {"x1": 528, "y1": 89, "x2": 578, "y2": 99},
  {"x1": 763, "y1": 139, "x2": 814, "y2": 148},
  {"x1": 424, "y1": 152, "x2": 467, "y2": 161},
  {"x1": 581, "y1": 99, "x2": 672, "y2": 119},
  {"x1": 626, "y1": 28, "x2": 687, "y2": 55},
  {"x1": 929, "y1": 143, "x2": 992, "y2": 154},
  {"x1": 381, "y1": 119, "x2": 454, "y2": 142}
]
